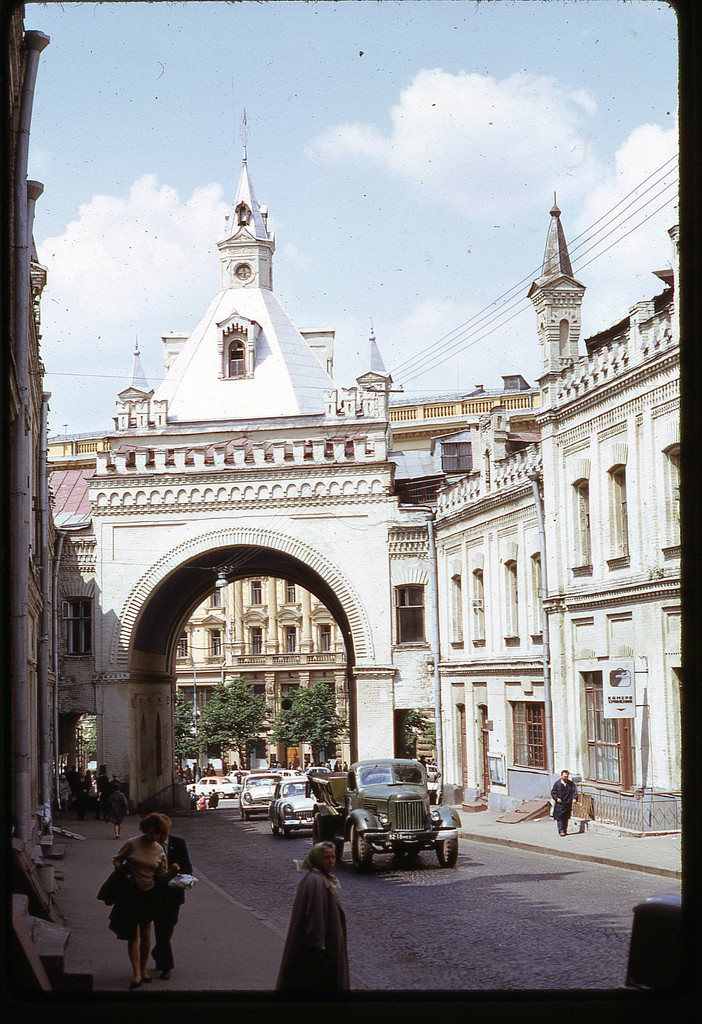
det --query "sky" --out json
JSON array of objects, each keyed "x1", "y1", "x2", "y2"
[{"x1": 23, "y1": 0, "x2": 679, "y2": 437}]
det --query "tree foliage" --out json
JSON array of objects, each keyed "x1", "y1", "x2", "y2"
[
  {"x1": 273, "y1": 682, "x2": 347, "y2": 761},
  {"x1": 174, "y1": 691, "x2": 200, "y2": 761},
  {"x1": 403, "y1": 708, "x2": 435, "y2": 755},
  {"x1": 198, "y1": 677, "x2": 268, "y2": 765}
]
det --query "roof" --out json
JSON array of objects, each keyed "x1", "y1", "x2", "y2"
[
  {"x1": 49, "y1": 467, "x2": 93, "y2": 528},
  {"x1": 389, "y1": 450, "x2": 440, "y2": 481}
]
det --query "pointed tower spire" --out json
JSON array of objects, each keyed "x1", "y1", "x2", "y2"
[
  {"x1": 130, "y1": 338, "x2": 150, "y2": 391},
  {"x1": 528, "y1": 198, "x2": 586, "y2": 378},
  {"x1": 540, "y1": 193, "x2": 574, "y2": 281},
  {"x1": 369, "y1": 320, "x2": 387, "y2": 374}
]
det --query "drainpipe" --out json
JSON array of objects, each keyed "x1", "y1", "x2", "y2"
[
  {"x1": 11, "y1": 29, "x2": 50, "y2": 841},
  {"x1": 528, "y1": 471, "x2": 555, "y2": 776},
  {"x1": 52, "y1": 531, "x2": 66, "y2": 808},
  {"x1": 38, "y1": 389, "x2": 52, "y2": 828}
]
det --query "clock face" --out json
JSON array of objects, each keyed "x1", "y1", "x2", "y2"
[{"x1": 235, "y1": 263, "x2": 252, "y2": 281}]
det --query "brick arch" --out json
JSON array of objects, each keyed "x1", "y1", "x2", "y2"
[{"x1": 114, "y1": 525, "x2": 374, "y2": 667}]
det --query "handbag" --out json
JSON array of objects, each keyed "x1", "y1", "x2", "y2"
[
  {"x1": 97, "y1": 863, "x2": 132, "y2": 905},
  {"x1": 168, "y1": 872, "x2": 198, "y2": 890}
]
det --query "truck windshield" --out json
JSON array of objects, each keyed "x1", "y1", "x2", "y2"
[{"x1": 358, "y1": 764, "x2": 424, "y2": 786}]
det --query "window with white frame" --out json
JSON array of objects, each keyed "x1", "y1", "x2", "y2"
[
  {"x1": 609, "y1": 465, "x2": 629, "y2": 558},
  {"x1": 210, "y1": 629, "x2": 222, "y2": 658},
  {"x1": 530, "y1": 553, "x2": 543, "y2": 637},
  {"x1": 250, "y1": 580, "x2": 262, "y2": 605},
  {"x1": 66, "y1": 599, "x2": 91, "y2": 655},
  {"x1": 177, "y1": 634, "x2": 188, "y2": 659},
  {"x1": 450, "y1": 574, "x2": 463, "y2": 643},
  {"x1": 472, "y1": 569, "x2": 485, "y2": 642},
  {"x1": 319, "y1": 623, "x2": 332, "y2": 652},
  {"x1": 250, "y1": 626, "x2": 263, "y2": 654},
  {"x1": 395, "y1": 585, "x2": 425, "y2": 644},
  {"x1": 504, "y1": 559, "x2": 519, "y2": 638},
  {"x1": 663, "y1": 444, "x2": 680, "y2": 534},
  {"x1": 228, "y1": 339, "x2": 246, "y2": 378},
  {"x1": 573, "y1": 479, "x2": 592, "y2": 566},
  {"x1": 285, "y1": 626, "x2": 297, "y2": 653},
  {"x1": 210, "y1": 588, "x2": 222, "y2": 607},
  {"x1": 285, "y1": 581, "x2": 296, "y2": 603},
  {"x1": 512, "y1": 701, "x2": 546, "y2": 768}
]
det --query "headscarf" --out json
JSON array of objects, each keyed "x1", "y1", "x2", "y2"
[{"x1": 294, "y1": 842, "x2": 340, "y2": 887}]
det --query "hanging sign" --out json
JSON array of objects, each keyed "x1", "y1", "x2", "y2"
[{"x1": 602, "y1": 661, "x2": 636, "y2": 718}]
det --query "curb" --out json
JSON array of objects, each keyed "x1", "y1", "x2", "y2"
[{"x1": 457, "y1": 829, "x2": 682, "y2": 879}]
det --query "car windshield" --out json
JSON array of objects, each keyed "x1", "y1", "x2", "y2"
[
  {"x1": 247, "y1": 776, "x2": 277, "y2": 789},
  {"x1": 358, "y1": 764, "x2": 424, "y2": 786},
  {"x1": 282, "y1": 783, "x2": 307, "y2": 798}
]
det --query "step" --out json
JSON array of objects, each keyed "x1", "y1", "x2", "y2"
[
  {"x1": 44, "y1": 844, "x2": 67, "y2": 861},
  {"x1": 462, "y1": 800, "x2": 488, "y2": 813}
]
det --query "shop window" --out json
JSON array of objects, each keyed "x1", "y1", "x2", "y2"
[
  {"x1": 512, "y1": 702, "x2": 546, "y2": 769},
  {"x1": 395, "y1": 585, "x2": 425, "y2": 644},
  {"x1": 583, "y1": 671, "x2": 633, "y2": 787},
  {"x1": 66, "y1": 599, "x2": 91, "y2": 655}
]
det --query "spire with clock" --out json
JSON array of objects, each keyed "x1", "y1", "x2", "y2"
[{"x1": 218, "y1": 110, "x2": 275, "y2": 291}]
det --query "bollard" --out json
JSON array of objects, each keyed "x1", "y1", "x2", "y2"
[{"x1": 625, "y1": 893, "x2": 681, "y2": 990}]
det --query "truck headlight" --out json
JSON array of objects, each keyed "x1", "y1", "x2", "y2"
[
  {"x1": 431, "y1": 809, "x2": 441, "y2": 823},
  {"x1": 378, "y1": 812, "x2": 390, "y2": 827}
]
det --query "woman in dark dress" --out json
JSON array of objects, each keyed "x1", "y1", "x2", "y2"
[{"x1": 276, "y1": 842, "x2": 349, "y2": 992}]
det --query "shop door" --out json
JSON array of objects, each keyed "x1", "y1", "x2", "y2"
[{"x1": 478, "y1": 704, "x2": 490, "y2": 795}]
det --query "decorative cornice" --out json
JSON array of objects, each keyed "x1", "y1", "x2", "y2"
[{"x1": 546, "y1": 575, "x2": 680, "y2": 612}]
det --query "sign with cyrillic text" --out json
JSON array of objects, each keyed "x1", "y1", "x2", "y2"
[{"x1": 602, "y1": 661, "x2": 635, "y2": 718}]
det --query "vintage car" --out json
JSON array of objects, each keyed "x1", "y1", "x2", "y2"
[
  {"x1": 186, "y1": 775, "x2": 241, "y2": 800},
  {"x1": 238, "y1": 772, "x2": 282, "y2": 820},
  {"x1": 309, "y1": 758, "x2": 460, "y2": 872},
  {"x1": 268, "y1": 776, "x2": 316, "y2": 837}
]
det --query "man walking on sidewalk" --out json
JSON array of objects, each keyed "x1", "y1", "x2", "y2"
[
  {"x1": 152, "y1": 816, "x2": 192, "y2": 981},
  {"x1": 551, "y1": 770, "x2": 578, "y2": 836}
]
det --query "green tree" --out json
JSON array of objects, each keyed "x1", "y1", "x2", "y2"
[
  {"x1": 273, "y1": 682, "x2": 347, "y2": 763},
  {"x1": 174, "y1": 691, "x2": 200, "y2": 762},
  {"x1": 198, "y1": 677, "x2": 268, "y2": 767},
  {"x1": 403, "y1": 709, "x2": 435, "y2": 757}
]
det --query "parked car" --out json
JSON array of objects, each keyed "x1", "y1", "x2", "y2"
[
  {"x1": 187, "y1": 775, "x2": 240, "y2": 799},
  {"x1": 238, "y1": 772, "x2": 282, "y2": 820},
  {"x1": 309, "y1": 758, "x2": 461, "y2": 872},
  {"x1": 268, "y1": 776, "x2": 316, "y2": 837}
]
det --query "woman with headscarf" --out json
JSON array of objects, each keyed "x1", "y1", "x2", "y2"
[
  {"x1": 109, "y1": 812, "x2": 179, "y2": 989},
  {"x1": 276, "y1": 841, "x2": 350, "y2": 992}
]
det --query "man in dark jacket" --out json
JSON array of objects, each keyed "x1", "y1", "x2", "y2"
[
  {"x1": 551, "y1": 770, "x2": 579, "y2": 836},
  {"x1": 152, "y1": 816, "x2": 192, "y2": 980}
]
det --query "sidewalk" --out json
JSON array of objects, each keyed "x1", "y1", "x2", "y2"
[
  {"x1": 454, "y1": 807, "x2": 681, "y2": 879},
  {"x1": 40, "y1": 804, "x2": 680, "y2": 994},
  {"x1": 47, "y1": 813, "x2": 285, "y2": 993}
]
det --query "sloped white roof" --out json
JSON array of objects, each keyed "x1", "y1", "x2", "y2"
[{"x1": 153, "y1": 286, "x2": 337, "y2": 423}]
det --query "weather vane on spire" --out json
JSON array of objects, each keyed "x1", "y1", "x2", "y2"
[{"x1": 240, "y1": 109, "x2": 250, "y2": 163}]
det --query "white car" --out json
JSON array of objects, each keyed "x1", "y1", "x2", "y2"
[
  {"x1": 238, "y1": 772, "x2": 282, "y2": 820},
  {"x1": 268, "y1": 777, "x2": 316, "y2": 837},
  {"x1": 187, "y1": 775, "x2": 240, "y2": 800}
]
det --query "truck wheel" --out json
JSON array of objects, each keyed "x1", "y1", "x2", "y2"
[
  {"x1": 312, "y1": 820, "x2": 323, "y2": 845},
  {"x1": 334, "y1": 839, "x2": 344, "y2": 863},
  {"x1": 351, "y1": 827, "x2": 373, "y2": 873},
  {"x1": 436, "y1": 837, "x2": 458, "y2": 868}
]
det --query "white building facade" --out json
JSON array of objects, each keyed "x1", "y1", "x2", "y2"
[{"x1": 436, "y1": 205, "x2": 681, "y2": 830}]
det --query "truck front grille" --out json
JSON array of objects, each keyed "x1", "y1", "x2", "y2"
[{"x1": 394, "y1": 800, "x2": 425, "y2": 831}]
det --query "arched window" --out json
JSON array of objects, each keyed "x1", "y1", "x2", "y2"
[
  {"x1": 228, "y1": 340, "x2": 246, "y2": 378},
  {"x1": 472, "y1": 569, "x2": 485, "y2": 643},
  {"x1": 573, "y1": 479, "x2": 592, "y2": 566},
  {"x1": 609, "y1": 465, "x2": 629, "y2": 558},
  {"x1": 559, "y1": 318, "x2": 570, "y2": 359}
]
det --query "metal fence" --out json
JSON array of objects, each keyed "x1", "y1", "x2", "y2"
[{"x1": 581, "y1": 786, "x2": 681, "y2": 832}]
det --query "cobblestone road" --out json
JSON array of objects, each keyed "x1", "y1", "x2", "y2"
[{"x1": 173, "y1": 804, "x2": 680, "y2": 991}]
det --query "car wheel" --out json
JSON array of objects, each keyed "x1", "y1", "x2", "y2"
[
  {"x1": 351, "y1": 826, "x2": 373, "y2": 873},
  {"x1": 436, "y1": 837, "x2": 458, "y2": 868},
  {"x1": 271, "y1": 822, "x2": 280, "y2": 835},
  {"x1": 282, "y1": 826, "x2": 292, "y2": 838}
]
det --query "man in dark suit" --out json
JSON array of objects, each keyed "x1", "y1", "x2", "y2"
[{"x1": 152, "y1": 816, "x2": 193, "y2": 980}]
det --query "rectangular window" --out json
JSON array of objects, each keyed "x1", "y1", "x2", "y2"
[
  {"x1": 285, "y1": 626, "x2": 297, "y2": 653},
  {"x1": 530, "y1": 553, "x2": 543, "y2": 636},
  {"x1": 664, "y1": 446, "x2": 680, "y2": 532},
  {"x1": 441, "y1": 442, "x2": 472, "y2": 473},
  {"x1": 177, "y1": 634, "x2": 188, "y2": 659},
  {"x1": 250, "y1": 627, "x2": 263, "y2": 654},
  {"x1": 210, "y1": 629, "x2": 222, "y2": 658},
  {"x1": 210, "y1": 588, "x2": 222, "y2": 607},
  {"x1": 512, "y1": 702, "x2": 546, "y2": 768},
  {"x1": 395, "y1": 585, "x2": 425, "y2": 644},
  {"x1": 573, "y1": 480, "x2": 592, "y2": 565},
  {"x1": 610, "y1": 467, "x2": 629, "y2": 557},
  {"x1": 319, "y1": 624, "x2": 332, "y2": 652},
  {"x1": 285, "y1": 582, "x2": 296, "y2": 603},
  {"x1": 505, "y1": 560, "x2": 519, "y2": 638},
  {"x1": 451, "y1": 574, "x2": 463, "y2": 643},
  {"x1": 250, "y1": 580, "x2": 262, "y2": 605},
  {"x1": 583, "y1": 671, "x2": 632, "y2": 785},
  {"x1": 472, "y1": 569, "x2": 485, "y2": 642},
  {"x1": 67, "y1": 599, "x2": 91, "y2": 655}
]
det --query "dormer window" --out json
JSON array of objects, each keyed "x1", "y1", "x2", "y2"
[
  {"x1": 228, "y1": 339, "x2": 246, "y2": 378},
  {"x1": 236, "y1": 201, "x2": 251, "y2": 226}
]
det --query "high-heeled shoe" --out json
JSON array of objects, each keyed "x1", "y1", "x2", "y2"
[{"x1": 128, "y1": 980, "x2": 141, "y2": 990}]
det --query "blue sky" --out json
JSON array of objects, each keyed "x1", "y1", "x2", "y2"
[{"x1": 25, "y1": 1, "x2": 678, "y2": 436}]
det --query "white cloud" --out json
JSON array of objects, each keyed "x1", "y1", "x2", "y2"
[{"x1": 308, "y1": 68, "x2": 603, "y2": 217}]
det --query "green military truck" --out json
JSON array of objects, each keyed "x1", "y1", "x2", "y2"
[{"x1": 309, "y1": 758, "x2": 460, "y2": 873}]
